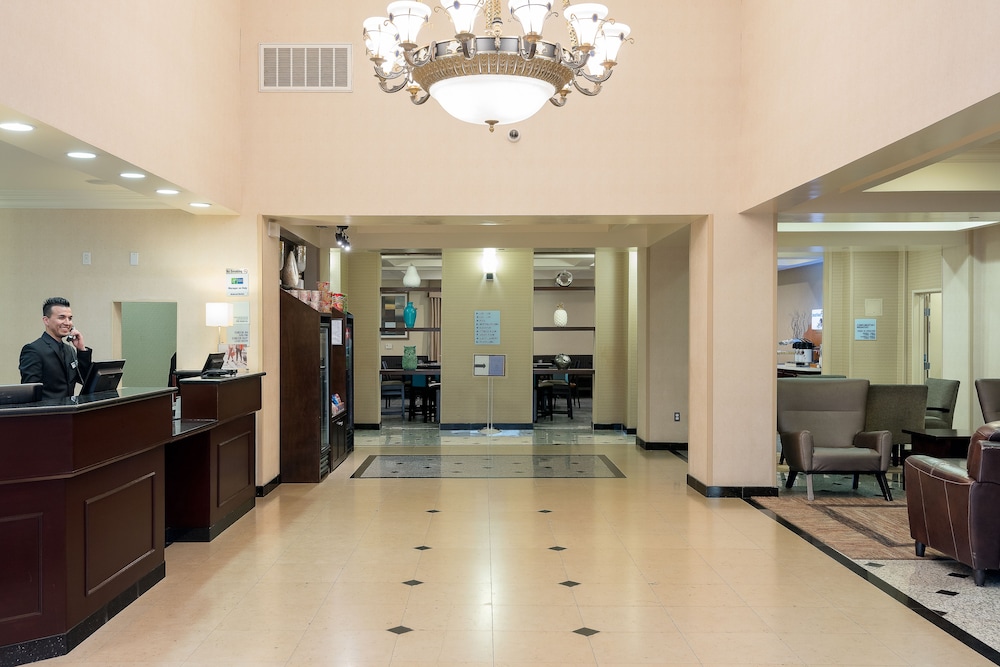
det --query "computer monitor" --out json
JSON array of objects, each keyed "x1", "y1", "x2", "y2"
[
  {"x1": 81, "y1": 359, "x2": 126, "y2": 395},
  {"x1": 0, "y1": 383, "x2": 43, "y2": 405},
  {"x1": 201, "y1": 353, "x2": 225, "y2": 374}
]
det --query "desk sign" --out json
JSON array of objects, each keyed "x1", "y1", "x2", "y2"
[
  {"x1": 855, "y1": 318, "x2": 877, "y2": 340},
  {"x1": 226, "y1": 268, "x2": 249, "y2": 297},
  {"x1": 474, "y1": 354, "x2": 506, "y2": 377},
  {"x1": 474, "y1": 310, "x2": 500, "y2": 345}
]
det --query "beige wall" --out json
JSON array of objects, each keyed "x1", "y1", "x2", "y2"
[
  {"x1": 741, "y1": 1, "x2": 1000, "y2": 209},
  {"x1": 0, "y1": 1, "x2": 242, "y2": 209},
  {"x1": 239, "y1": 0, "x2": 741, "y2": 219}
]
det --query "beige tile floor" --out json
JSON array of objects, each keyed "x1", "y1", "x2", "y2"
[{"x1": 36, "y1": 433, "x2": 993, "y2": 666}]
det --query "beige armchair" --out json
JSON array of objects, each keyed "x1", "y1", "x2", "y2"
[
  {"x1": 975, "y1": 378, "x2": 1000, "y2": 423},
  {"x1": 865, "y1": 384, "x2": 928, "y2": 465},
  {"x1": 777, "y1": 378, "x2": 893, "y2": 501},
  {"x1": 925, "y1": 377, "x2": 960, "y2": 429}
]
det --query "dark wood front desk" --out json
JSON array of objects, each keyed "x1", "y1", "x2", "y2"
[
  {"x1": 170, "y1": 373, "x2": 263, "y2": 542},
  {"x1": 0, "y1": 374, "x2": 263, "y2": 664},
  {"x1": 0, "y1": 388, "x2": 174, "y2": 665}
]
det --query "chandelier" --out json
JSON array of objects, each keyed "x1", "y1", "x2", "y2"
[{"x1": 362, "y1": 1, "x2": 631, "y2": 132}]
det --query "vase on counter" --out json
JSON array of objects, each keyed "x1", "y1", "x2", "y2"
[
  {"x1": 402, "y1": 345, "x2": 418, "y2": 370},
  {"x1": 281, "y1": 251, "x2": 299, "y2": 288},
  {"x1": 403, "y1": 301, "x2": 417, "y2": 328}
]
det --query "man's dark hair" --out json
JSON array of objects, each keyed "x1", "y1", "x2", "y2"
[{"x1": 43, "y1": 297, "x2": 71, "y2": 317}]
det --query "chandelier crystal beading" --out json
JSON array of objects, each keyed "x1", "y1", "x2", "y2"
[{"x1": 363, "y1": 0, "x2": 632, "y2": 131}]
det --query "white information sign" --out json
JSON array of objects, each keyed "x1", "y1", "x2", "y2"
[
  {"x1": 474, "y1": 310, "x2": 501, "y2": 345},
  {"x1": 226, "y1": 268, "x2": 249, "y2": 297},
  {"x1": 473, "y1": 354, "x2": 506, "y2": 377},
  {"x1": 854, "y1": 318, "x2": 877, "y2": 340}
]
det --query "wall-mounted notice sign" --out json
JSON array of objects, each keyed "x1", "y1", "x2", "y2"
[
  {"x1": 474, "y1": 310, "x2": 500, "y2": 345},
  {"x1": 811, "y1": 308, "x2": 823, "y2": 331},
  {"x1": 473, "y1": 354, "x2": 506, "y2": 377},
  {"x1": 226, "y1": 268, "x2": 250, "y2": 297},
  {"x1": 854, "y1": 318, "x2": 877, "y2": 340}
]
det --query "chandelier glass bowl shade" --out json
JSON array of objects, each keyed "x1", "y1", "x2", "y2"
[{"x1": 362, "y1": 0, "x2": 631, "y2": 131}]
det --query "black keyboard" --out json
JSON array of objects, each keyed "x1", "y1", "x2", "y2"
[{"x1": 201, "y1": 369, "x2": 236, "y2": 378}]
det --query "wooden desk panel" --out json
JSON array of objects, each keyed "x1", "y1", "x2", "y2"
[{"x1": 0, "y1": 389, "x2": 172, "y2": 662}]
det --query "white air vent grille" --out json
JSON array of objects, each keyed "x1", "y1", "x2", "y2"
[{"x1": 259, "y1": 44, "x2": 352, "y2": 92}]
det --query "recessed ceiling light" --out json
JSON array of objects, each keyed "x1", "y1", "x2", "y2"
[
  {"x1": 67, "y1": 151, "x2": 96, "y2": 159},
  {"x1": 190, "y1": 202, "x2": 211, "y2": 208},
  {"x1": 156, "y1": 188, "x2": 180, "y2": 195},
  {"x1": 0, "y1": 122, "x2": 34, "y2": 132},
  {"x1": 120, "y1": 172, "x2": 145, "y2": 179}
]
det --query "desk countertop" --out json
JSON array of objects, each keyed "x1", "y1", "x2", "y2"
[{"x1": 0, "y1": 386, "x2": 176, "y2": 416}]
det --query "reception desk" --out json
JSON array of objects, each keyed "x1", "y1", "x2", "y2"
[
  {"x1": 0, "y1": 388, "x2": 174, "y2": 664},
  {"x1": 170, "y1": 373, "x2": 263, "y2": 542},
  {"x1": 0, "y1": 374, "x2": 264, "y2": 664}
]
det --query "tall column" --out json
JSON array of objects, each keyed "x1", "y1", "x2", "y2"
[
  {"x1": 637, "y1": 230, "x2": 690, "y2": 448},
  {"x1": 441, "y1": 248, "x2": 533, "y2": 427},
  {"x1": 346, "y1": 251, "x2": 381, "y2": 427},
  {"x1": 593, "y1": 248, "x2": 629, "y2": 428},
  {"x1": 687, "y1": 213, "x2": 777, "y2": 496}
]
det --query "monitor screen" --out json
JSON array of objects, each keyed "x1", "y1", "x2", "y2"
[
  {"x1": 81, "y1": 359, "x2": 126, "y2": 395},
  {"x1": 0, "y1": 383, "x2": 42, "y2": 405},
  {"x1": 201, "y1": 353, "x2": 225, "y2": 373}
]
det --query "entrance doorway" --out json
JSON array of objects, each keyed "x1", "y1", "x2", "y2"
[{"x1": 912, "y1": 291, "x2": 942, "y2": 382}]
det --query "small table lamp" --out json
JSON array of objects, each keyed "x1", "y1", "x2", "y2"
[{"x1": 205, "y1": 302, "x2": 235, "y2": 348}]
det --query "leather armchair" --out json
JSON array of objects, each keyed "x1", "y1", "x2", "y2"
[
  {"x1": 777, "y1": 378, "x2": 893, "y2": 501},
  {"x1": 905, "y1": 422, "x2": 1000, "y2": 586}
]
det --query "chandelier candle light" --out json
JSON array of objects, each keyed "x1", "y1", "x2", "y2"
[{"x1": 363, "y1": 1, "x2": 631, "y2": 132}]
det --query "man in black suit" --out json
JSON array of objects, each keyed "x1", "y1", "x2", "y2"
[{"x1": 19, "y1": 297, "x2": 93, "y2": 400}]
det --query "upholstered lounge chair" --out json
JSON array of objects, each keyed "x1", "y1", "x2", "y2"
[
  {"x1": 925, "y1": 377, "x2": 960, "y2": 429},
  {"x1": 905, "y1": 422, "x2": 1000, "y2": 586},
  {"x1": 777, "y1": 378, "x2": 893, "y2": 501},
  {"x1": 865, "y1": 384, "x2": 928, "y2": 466}
]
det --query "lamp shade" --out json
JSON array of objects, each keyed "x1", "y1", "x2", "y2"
[
  {"x1": 388, "y1": 1, "x2": 432, "y2": 45},
  {"x1": 440, "y1": 0, "x2": 486, "y2": 35},
  {"x1": 482, "y1": 248, "x2": 498, "y2": 274},
  {"x1": 508, "y1": 0, "x2": 552, "y2": 37},
  {"x1": 205, "y1": 302, "x2": 234, "y2": 327},
  {"x1": 363, "y1": 16, "x2": 400, "y2": 66},
  {"x1": 402, "y1": 264, "x2": 422, "y2": 287},
  {"x1": 564, "y1": 3, "x2": 608, "y2": 48}
]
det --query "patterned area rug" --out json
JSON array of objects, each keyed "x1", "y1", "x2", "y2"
[
  {"x1": 351, "y1": 454, "x2": 626, "y2": 479},
  {"x1": 752, "y1": 495, "x2": 945, "y2": 560}
]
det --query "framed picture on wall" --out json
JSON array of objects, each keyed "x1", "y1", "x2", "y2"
[{"x1": 381, "y1": 294, "x2": 408, "y2": 338}]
